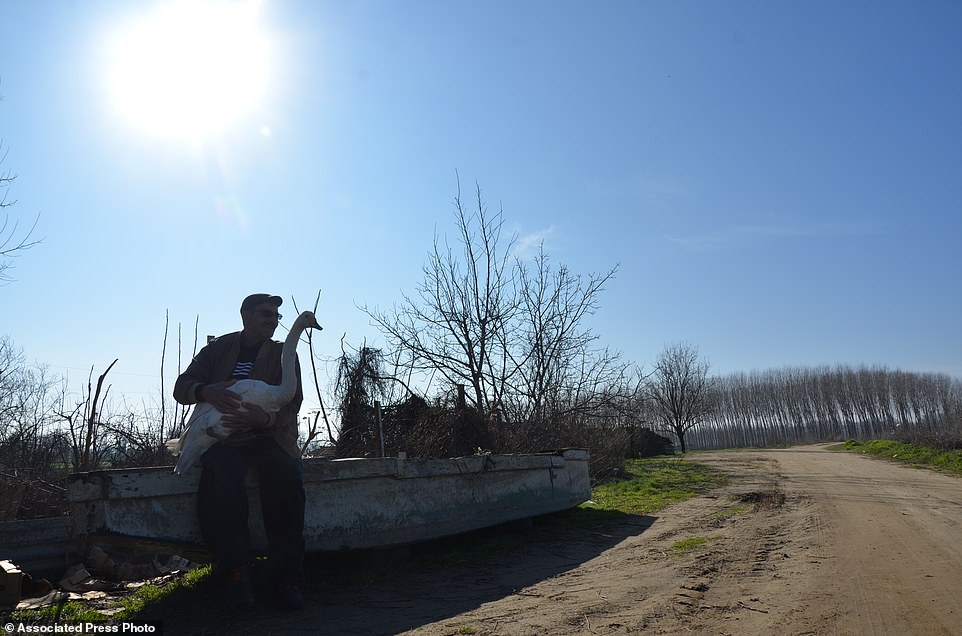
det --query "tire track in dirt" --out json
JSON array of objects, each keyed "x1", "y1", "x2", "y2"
[{"x1": 768, "y1": 447, "x2": 962, "y2": 636}]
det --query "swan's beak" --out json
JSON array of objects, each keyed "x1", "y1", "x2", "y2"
[{"x1": 298, "y1": 311, "x2": 322, "y2": 331}]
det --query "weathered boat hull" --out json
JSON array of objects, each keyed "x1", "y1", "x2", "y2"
[{"x1": 67, "y1": 450, "x2": 591, "y2": 552}]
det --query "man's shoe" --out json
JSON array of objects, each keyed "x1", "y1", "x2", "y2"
[
  {"x1": 274, "y1": 583, "x2": 304, "y2": 611},
  {"x1": 227, "y1": 565, "x2": 255, "y2": 609}
]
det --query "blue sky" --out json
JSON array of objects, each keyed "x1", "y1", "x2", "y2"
[{"x1": 2, "y1": 1, "x2": 960, "y2": 415}]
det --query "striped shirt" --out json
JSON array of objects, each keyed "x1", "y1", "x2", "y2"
[{"x1": 231, "y1": 342, "x2": 261, "y2": 379}]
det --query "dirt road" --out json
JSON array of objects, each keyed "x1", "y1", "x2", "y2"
[{"x1": 168, "y1": 445, "x2": 962, "y2": 635}]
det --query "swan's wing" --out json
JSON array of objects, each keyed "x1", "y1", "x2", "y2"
[
  {"x1": 164, "y1": 433, "x2": 185, "y2": 454},
  {"x1": 230, "y1": 379, "x2": 288, "y2": 412},
  {"x1": 171, "y1": 403, "x2": 222, "y2": 475},
  {"x1": 165, "y1": 403, "x2": 210, "y2": 456}
]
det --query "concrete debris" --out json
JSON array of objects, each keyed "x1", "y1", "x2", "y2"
[
  {"x1": 3, "y1": 547, "x2": 201, "y2": 611},
  {"x1": 2, "y1": 559, "x2": 54, "y2": 608}
]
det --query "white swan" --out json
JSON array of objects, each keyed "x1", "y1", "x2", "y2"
[{"x1": 165, "y1": 310, "x2": 322, "y2": 474}]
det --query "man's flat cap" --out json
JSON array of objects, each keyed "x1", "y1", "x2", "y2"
[{"x1": 241, "y1": 293, "x2": 283, "y2": 312}]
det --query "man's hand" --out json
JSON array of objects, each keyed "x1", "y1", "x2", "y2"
[
  {"x1": 222, "y1": 402, "x2": 271, "y2": 430},
  {"x1": 200, "y1": 381, "x2": 242, "y2": 413}
]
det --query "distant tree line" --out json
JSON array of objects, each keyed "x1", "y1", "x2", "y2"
[{"x1": 686, "y1": 365, "x2": 962, "y2": 451}]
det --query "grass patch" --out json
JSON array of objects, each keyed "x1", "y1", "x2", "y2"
[
  {"x1": 4, "y1": 565, "x2": 212, "y2": 625},
  {"x1": 407, "y1": 458, "x2": 726, "y2": 572},
  {"x1": 835, "y1": 439, "x2": 962, "y2": 477},
  {"x1": 120, "y1": 566, "x2": 212, "y2": 620},
  {"x1": 584, "y1": 457, "x2": 728, "y2": 516},
  {"x1": 671, "y1": 535, "x2": 719, "y2": 554},
  {"x1": 706, "y1": 502, "x2": 753, "y2": 521},
  {"x1": 6, "y1": 601, "x2": 106, "y2": 624}
]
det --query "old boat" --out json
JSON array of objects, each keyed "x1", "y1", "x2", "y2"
[{"x1": 66, "y1": 450, "x2": 591, "y2": 552}]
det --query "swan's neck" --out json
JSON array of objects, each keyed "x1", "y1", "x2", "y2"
[{"x1": 277, "y1": 320, "x2": 307, "y2": 403}]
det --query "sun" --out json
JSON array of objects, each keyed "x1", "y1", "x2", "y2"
[{"x1": 106, "y1": 0, "x2": 271, "y2": 140}]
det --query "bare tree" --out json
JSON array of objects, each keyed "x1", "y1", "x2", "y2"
[
  {"x1": 0, "y1": 337, "x2": 72, "y2": 519},
  {"x1": 0, "y1": 336, "x2": 60, "y2": 468},
  {"x1": 362, "y1": 180, "x2": 629, "y2": 458},
  {"x1": 509, "y1": 245, "x2": 623, "y2": 429},
  {"x1": 291, "y1": 291, "x2": 336, "y2": 455},
  {"x1": 646, "y1": 342, "x2": 714, "y2": 453},
  {"x1": 333, "y1": 340, "x2": 388, "y2": 458},
  {"x1": 364, "y1": 180, "x2": 517, "y2": 418},
  {"x1": 56, "y1": 360, "x2": 118, "y2": 471},
  {"x1": 0, "y1": 140, "x2": 41, "y2": 283},
  {"x1": 162, "y1": 313, "x2": 201, "y2": 439}
]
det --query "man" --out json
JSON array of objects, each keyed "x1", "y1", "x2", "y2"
[{"x1": 173, "y1": 293, "x2": 306, "y2": 610}]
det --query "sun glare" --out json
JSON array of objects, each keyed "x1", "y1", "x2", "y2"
[{"x1": 107, "y1": 1, "x2": 270, "y2": 140}]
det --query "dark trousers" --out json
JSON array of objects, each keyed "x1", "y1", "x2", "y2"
[{"x1": 197, "y1": 439, "x2": 306, "y2": 582}]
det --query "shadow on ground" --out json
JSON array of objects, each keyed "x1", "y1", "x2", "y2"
[{"x1": 151, "y1": 510, "x2": 656, "y2": 635}]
